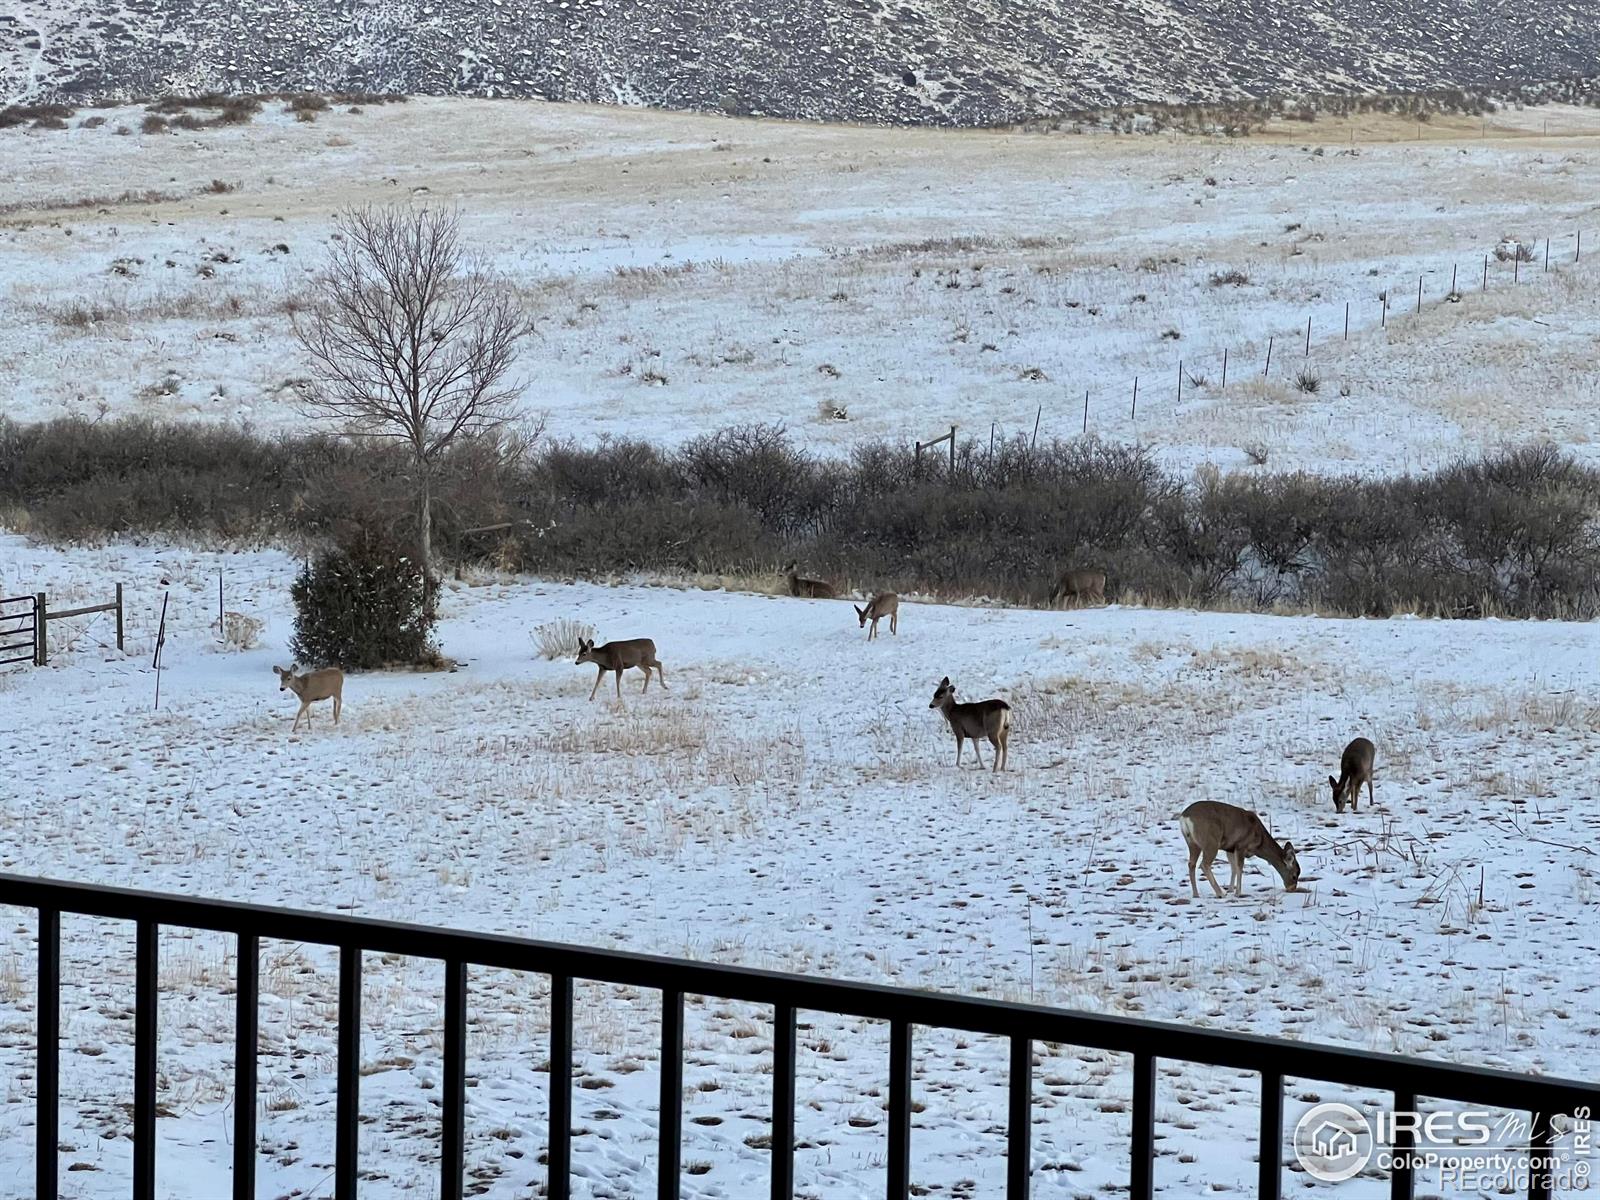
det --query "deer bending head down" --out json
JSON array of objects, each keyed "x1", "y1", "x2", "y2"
[
  {"x1": 854, "y1": 592, "x2": 899, "y2": 639},
  {"x1": 783, "y1": 562, "x2": 837, "y2": 600},
  {"x1": 1049, "y1": 569, "x2": 1106, "y2": 608},
  {"x1": 1179, "y1": 800, "x2": 1300, "y2": 898},
  {"x1": 575, "y1": 637, "x2": 666, "y2": 704},
  {"x1": 1329, "y1": 737, "x2": 1375, "y2": 813},
  {"x1": 929, "y1": 676, "x2": 1010, "y2": 773},
  {"x1": 272, "y1": 664, "x2": 344, "y2": 733}
]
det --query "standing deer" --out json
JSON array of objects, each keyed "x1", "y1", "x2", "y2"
[
  {"x1": 929, "y1": 676, "x2": 1011, "y2": 772},
  {"x1": 272, "y1": 664, "x2": 344, "y2": 732},
  {"x1": 784, "y1": 562, "x2": 837, "y2": 600},
  {"x1": 1178, "y1": 800, "x2": 1301, "y2": 898},
  {"x1": 854, "y1": 592, "x2": 899, "y2": 639},
  {"x1": 575, "y1": 637, "x2": 666, "y2": 703},
  {"x1": 1049, "y1": 569, "x2": 1106, "y2": 607},
  {"x1": 1329, "y1": 737, "x2": 1375, "y2": 813}
]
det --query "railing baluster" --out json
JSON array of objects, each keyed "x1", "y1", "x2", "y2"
[
  {"x1": 1130, "y1": 1051, "x2": 1155, "y2": 1200},
  {"x1": 1007, "y1": 1035, "x2": 1032, "y2": 1200},
  {"x1": 336, "y1": 946, "x2": 361, "y2": 1200},
  {"x1": 659, "y1": 989, "x2": 684, "y2": 1200},
  {"x1": 37, "y1": 908, "x2": 59, "y2": 1200},
  {"x1": 234, "y1": 933, "x2": 259, "y2": 1200},
  {"x1": 1527, "y1": 1110, "x2": 1553, "y2": 1200},
  {"x1": 134, "y1": 920, "x2": 158, "y2": 1200},
  {"x1": 887, "y1": 1018, "x2": 911, "y2": 1200},
  {"x1": 770, "y1": 1004, "x2": 796, "y2": 1200},
  {"x1": 1259, "y1": 1070, "x2": 1282, "y2": 1200},
  {"x1": 1389, "y1": 1089, "x2": 1415, "y2": 1200},
  {"x1": 442, "y1": 959, "x2": 467, "y2": 1200},
  {"x1": 548, "y1": 974, "x2": 573, "y2": 1200}
]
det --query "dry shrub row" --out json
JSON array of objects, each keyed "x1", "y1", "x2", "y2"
[{"x1": 3, "y1": 417, "x2": 1598, "y2": 619}]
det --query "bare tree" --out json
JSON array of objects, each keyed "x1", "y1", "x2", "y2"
[{"x1": 293, "y1": 204, "x2": 528, "y2": 609}]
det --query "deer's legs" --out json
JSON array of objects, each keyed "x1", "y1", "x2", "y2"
[
  {"x1": 971, "y1": 739, "x2": 985, "y2": 769},
  {"x1": 615, "y1": 670, "x2": 624, "y2": 701},
  {"x1": 1227, "y1": 851, "x2": 1245, "y2": 895},
  {"x1": 1186, "y1": 842, "x2": 1202, "y2": 898},
  {"x1": 589, "y1": 668, "x2": 604, "y2": 701},
  {"x1": 655, "y1": 662, "x2": 668, "y2": 690},
  {"x1": 954, "y1": 735, "x2": 964, "y2": 767},
  {"x1": 1367, "y1": 777, "x2": 1374, "y2": 808},
  {"x1": 639, "y1": 664, "x2": 651, "y2": 694},
  {"x1": 333, "y1": 695, "x2": 341, "y2": 725},
  {"x1": 988, "y1": 734, "x2": 1003, "y2": 773},
  {"x1": 1199, "y1": 854, "x2": 1227, "y2": 899},
  {"x1": 890, "y1": 611, "x2": 898, "y2": 635}
]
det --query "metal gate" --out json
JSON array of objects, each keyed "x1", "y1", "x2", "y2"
[{"x1": 0, "y1": 594, "x2": 38, "y2": 667}]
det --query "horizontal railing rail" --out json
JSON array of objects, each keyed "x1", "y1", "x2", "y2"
[{"x1": 2, "y1": 872, "x2": 1594, "y2": 1200}]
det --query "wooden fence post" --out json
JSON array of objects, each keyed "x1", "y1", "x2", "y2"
[
  {"x1": 1221, "y1": 348, "x2": 1228, "y2": 388},
  {"x1": 1082, "y1": 391, "x2": 1089, "y2": 434},
  {"x1": 116, "y1": 583, "x2": 125, "y2": 653},
  {"x1": 1130, "y1": 376, "x2": 1139, "y2": 420},
  {"x1": 949, "y1": 425, "x2": 956, "y2": 475},
  {"x1": 34, "y1": 592, "x2": 46, "y2": 667},
  {"x1": 1416, "y1": 275, "x2": 1422, "y2": 314},
  {"x1": 1263, "y1": 337, "x2": 1274, "y2": 377},
  {"x1": 1304, "y1": 315, "x2": 1311, "y2": 355}
]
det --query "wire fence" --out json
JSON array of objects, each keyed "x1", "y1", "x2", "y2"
[{"x1": 956, "y1": 227, "x2": 1595, "y2": 454}]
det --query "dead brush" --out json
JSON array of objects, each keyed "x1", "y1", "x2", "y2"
[{"x1": 531, "y1": 618, "x2": 596, "y2": 661}]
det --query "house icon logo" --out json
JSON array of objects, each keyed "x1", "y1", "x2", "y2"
[{"x1": 1293, "y1": 1102, "x2": 1374, "y2": 1182}]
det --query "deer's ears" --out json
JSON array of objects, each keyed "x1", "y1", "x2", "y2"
[
  {"x1": 1328, "y1": 775, "x2": 1339, "y2": 789},
  {"x1": 579, "y1": 638, "x2": 592, "y2": 650},
  {"x1": 938, "y1": 676, "x2": 951, "y2": 686},
  {"x1": 272, "y1": 665, "x2": 285, "y2": 677}
]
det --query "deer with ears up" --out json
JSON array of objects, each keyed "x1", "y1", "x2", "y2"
[
  {"x1": 1329, "y1": 737, "x2": 1375, "y2": 813},
  {"x1": 575, "y1": 637, "x2": 666, "y2": 704},
  {"x1": 929, "y1": 677, "x2": 1010, "y2": 772},
  {"x1": 272, "y1": 664, "x2": 344, "y2": 733}
]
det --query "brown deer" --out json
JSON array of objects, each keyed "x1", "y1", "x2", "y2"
[
  {"x1": 854, "y1": 592, "x2": 899, "y2": 639},
  {"x1": 929, "y1": 677, "x2": 1011, "y2": 772},
  {"x1": 1179, "y1": 800, "x2": 1301, "y2": 898},
  {"x1": 784, "y1": 562, "x2": 837, "y2": 600},
  {"x1": 272, "y1": 664, "x2": 344, "y2": 732},
  {"x1": 575, "y1": 637, "x2": 666, "y2": 703},
  {"x1": 1329, "y1": 737, "x2": 1375, "y2": 813},
  {"x1": 1049, "y1": 569, "x2": 1106, "y2": 607}
]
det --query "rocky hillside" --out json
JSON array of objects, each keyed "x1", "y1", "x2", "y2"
[{"x1": 2, "y1": 0, "x2": 1598, "y2": 125}]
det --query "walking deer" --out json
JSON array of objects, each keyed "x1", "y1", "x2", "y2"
[
  {"x1": 1049, "y1": 569, "x2": 1106, "y2": 607},
  {"x1": 854, "y1": 592, "x2": 899, "y2": 639},
  {"x1": 784, "y1": 562, "x2": 838, "y2": 600},
  {"x1": 1179, "y1": 800, "x2": 1301, "y2": 898},
  {"x1": 1329, "y1": 737, "x2": 1375, "y2": 813},
  {"x1": 273, "y1": 664, "x2": 344, "y2": 732},
  {"x1": 929, "y1": 677, "x2": 1011, "y2": 772},
  {"x1": 575, "y1": 637, "x2": 666, "y2": 703}
]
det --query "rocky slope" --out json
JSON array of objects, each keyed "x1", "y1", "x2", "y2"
[{"x1": 1, "y1": 0, "x2": 1597, "y2": 125}]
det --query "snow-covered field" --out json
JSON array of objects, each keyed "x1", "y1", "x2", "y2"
[
  {"x1": 1, "y1": 539, "x2": 1597, "y2": 1197},
  {"x1": 4, "y1": 98, "x2": 1600, "y2": 1197},
  {"x1": 3, "y1": 99, "x2": 1600, "y2": 474}
]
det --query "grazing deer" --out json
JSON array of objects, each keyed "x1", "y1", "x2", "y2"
[
  {"x1": 784, "y1": 562, "x2": 837, "y2": 600},
  {"x1": 575, "y1": 637, "x2": 666, "y2": 703},
  {"x1": 1049, "y1": 569, "x2": 1106, "y2": 608},
  {"x1": 1329, "y1": 737, "x2": 1375, "y2": 813},
  {"x1": 854, "y1": 592, "x2": 899, "y2": 639},
  {"x1": 928, "y1": 676, "x2": 1010, "y2": 772},
  {"x1": 1179, "y1": 800, "x2": 1301, "y2": 898},
  {"x1": 272, "y1": 664, "x2": 344, "y2": 732}
]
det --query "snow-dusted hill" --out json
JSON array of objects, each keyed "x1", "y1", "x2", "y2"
[{"x1": 2, "y1": 0, "x2": 1598, "y2": 124}]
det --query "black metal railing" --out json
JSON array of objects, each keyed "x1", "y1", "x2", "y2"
[{"x1": 2, "y1": 873, "x2": 1594, "y2": 1200}]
